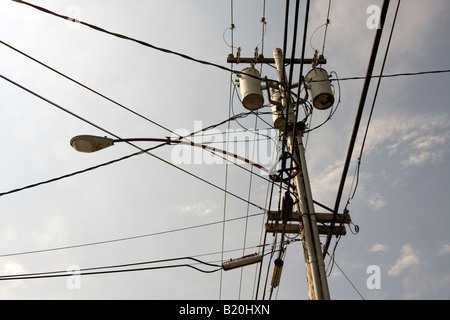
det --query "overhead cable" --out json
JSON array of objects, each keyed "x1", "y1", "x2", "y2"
[
  {"x1": 0, "y1": 257, "x2": 222, "y2": 281},
  {"x1": 0, "y1": 74, "x2": 266, "y2": 211},
  {"x1": 322, "y1": 0, "x2": 332, "y2": 56},
  {"x1": 0, "y1": 39, "x2": 174, "y2": 135},
  {"x1": 0, "y1": 212, "x2": 264, "y2": 258},
  {"x1": 323, "y1": 0, "x2": 391, "y2": 256},
  {"x1": 332, "y1": 69, "x2": 450, "y2": 81},
  {"x1": 12, "y1": 0, "x2": 277, "y2": 84},
  {"x1": 0, "y1": 40, "x2": 275, "y2": 186},
  {"x1": 346, "y1": 0, "x2": 402, "y2": 206}
]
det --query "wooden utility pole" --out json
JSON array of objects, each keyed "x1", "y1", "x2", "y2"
[
  {"x1": 272, "y1": 48, "x2": 329, "y2": 300},
  {"x1": 228, "y1": 47, "x2": 350, "y2": 299}
]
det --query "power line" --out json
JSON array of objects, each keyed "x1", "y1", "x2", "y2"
[
  {"x1": 0, "y1": 257, "x2": 222, "y2": 281},
  {"x1": 0, "y1": 39, "x2": 174, "y2": 136},
  {"x1": 0, "y1": 39, "x2": 279, "y2": 188},
  {"x1": 346, "y1": 0, "x2": 402, "y2": 207},
  {"x1": 321, "y1": 0, "x2": 332, "y2": 56},
  {"x1": 0, "y1": 212, "x2": 264, "y2": 258},
  {"x1": 0, "y1": 74, "x2": 268, "y2": 211},
  {"x1": 12, "y1": 0, "x2": 278, "y2": 85},
  {"x1": 332, "y1": 69, "x2": 450, "y2": 81},
  {"x1": 323, "y1": 0, "x2": 391, "y2": 256},
  {"x1": 323, "y1": 251, "x2": 364, "y2": 300}
]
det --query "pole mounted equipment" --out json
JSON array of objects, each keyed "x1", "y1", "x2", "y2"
[
  {"x1": 238, "y1": 66, "x2": 265, "y2": 110},
  {"x1": 222, "y1": 253, "x2": 263, "y2": 271},
  {"x1": 305, "y1": 68, "x2": 335, "y2": 110}
]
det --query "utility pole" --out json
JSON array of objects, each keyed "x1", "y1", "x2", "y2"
[
  {"x1": 228, "y1": 46, "x2": 350, "y2": 299},
  {"x1": 272, "y1": 48, "x2": 329, "y2": 300}
]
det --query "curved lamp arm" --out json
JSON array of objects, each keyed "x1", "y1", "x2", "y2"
[{"x1": 70, "y1": 135, "x2": 269, "y2": 174}]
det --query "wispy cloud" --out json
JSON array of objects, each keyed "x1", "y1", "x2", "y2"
[
  {"x1": 369, "y1": 243, "x2": 390, "y2": 253},
  {"x1": 368, "y1": 192, "x2": 386, "y2": 210},
  {"x1": 174, "y1": 202, "x2": 216, "y2": 216},
  {"x1": 438, "y1": 244, "x2": 450, "y2": 256},
  {"x1": 388, "y1": 244, "x2": 420, "y2": 277},
  {"x1": 362, "y1": 113, "x2": 450, "y2": 168},
  {"x1": 0, "y1": 261, "x2": 28, "y2": 297}
]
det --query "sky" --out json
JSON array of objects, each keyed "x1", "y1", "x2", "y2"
[{"x1": 0, "y1": 0, "x2": 449, "y2": 300}]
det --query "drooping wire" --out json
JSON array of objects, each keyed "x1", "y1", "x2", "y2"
[
  {"x1": 323, "y1": 250, "x2": 365, "y2": 300},
  {"x1": 0, "y1": 257, "x2": 223, "y2": 281},
  {"x1": 0, "y1": 39, "x2": 173, "y2": 136},
  {"x1": 309, "y1": 0, "x2": 331, "y2": 56},
  {"x1": 12, "y1": 0, "x2": 278, "y2": 85},
  {"x1": 256, "y1": 0, "x2": 268, "y2": 56},
  {"x1": 0, "y1": 212, "x2": 264, "y2": 259},
  {"x1": 330, "y1": 69, "x2": 450, "y2": 82},
  {"x1": 0, "y1": 74, "x2": 269, "y2": 211},
  {"x1": 238, "y1": 115, "x2": 259, "y2": 299},
  {"x1": 345, "y1": 0, "x2": 402, "y2": 210},
  {"x1": 0, "y1": 39, "x2": 275, "y2": 185},
  {"x1": 322, "y1": 0, "x2": 332, "y2": 56},
  {"x1": 219, "y1": 0, "x2": 237, "y2": 298}
]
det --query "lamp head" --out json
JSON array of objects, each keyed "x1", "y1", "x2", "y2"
[{"x1": 70, "y1": 135, "x2": 114, "y2": 153}]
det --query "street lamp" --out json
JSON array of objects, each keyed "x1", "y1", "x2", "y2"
[
  {"x1": 69, "y1": 134, "x2": 271, "y2": 175},
  {"x1": 70, "y1": 135, "x2": 115, "y2": 153}
]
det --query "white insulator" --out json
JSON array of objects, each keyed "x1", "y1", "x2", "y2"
[
  {"x1": 305, "y1": 68, "x2": 334, "y2": 110},
  {"x1": 238, "y1": 67, "x2": 264, "y2": 110}
]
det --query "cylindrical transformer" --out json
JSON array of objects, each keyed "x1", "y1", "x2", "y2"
[
  {"x1": 305, "y1": 68, "x2": 334, "y2": 110},
  {"x1": 238, "y1": 67, "x2": 264, "y2": 111},
  {"x1": 271, "y1": 258, "x2": 284, "y2": 288}
]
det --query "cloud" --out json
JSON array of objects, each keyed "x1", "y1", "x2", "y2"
[
  {"x1": 1, "y1": 261, "x2": 27, "y2": 276},
  {"x1": 438, "y1": 244, "x2": 450, "y2": 256},
  {"x1": 388, "y1": 244, "x2": 420, "y2": 277},
  {"x1": 400, "y1": 264, "x2": 450, "y2": 300},
  {"x1": 174, "y1": 202, "x2": 216, "y2": 216},
  {"x1": 362, "y1": 113, "x2": 450, "y2": 168},
  {"x1": 402, "y1": 150, "x2": 445, "y2": 167},
  {"x1": 0, "y1": 261, "x2": 28, "y2": 295},
  {"x1": 369, "y1": 243, "x2": 389, "y2": 253},
  {"x1": 367, "y1": 192, "x2": 386, "y2": 210}
]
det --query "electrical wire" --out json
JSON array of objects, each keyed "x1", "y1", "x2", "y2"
[
  {"x1": 322, "y1": 0, "x2": 332, "y2": 56},
  {"x1": 238, "y1": 116, "x2": 259, "y2": 299},
  {"x1": 346, "y1": 0, "x2": 402, "y2": 207},
  {"x1": 219, "y1": 16, "x2": 234, "y2": 296},
  {"x1": 323, "y1": 0, "x2": 391, "y2": 256},
  {"x1": 0, "y1": 212, "x2": 264, "y2": 259},
  {"x1": 0, "y1": 39, "x2": 174, "y2": 136},
  {"x1": 331, "y1": 69, "x2": 450, "y2": 81},
  {"x1": 0, "y1": 74, "x2": 270, "y2": 211},
  {"x1": 0, "y1": 257, "x2": 222, "y2": 281},
  {"x1": 0, "y1": 39, "x2": 279, "y2": 187},
  {"x1": 330, "y1": 2, "x2": 403, "y2": 265},
  {"x1": 12, "y1": 0, "x2": 278, "y2": 85},
  {"x1": 0, "y1": 75, "x2": 270, "y2": 210},
  {"x1": 323, "y1": 250, "x2": 365, "y2": 300}
]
